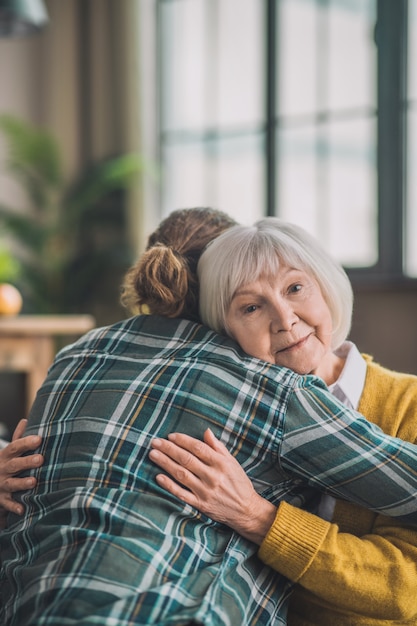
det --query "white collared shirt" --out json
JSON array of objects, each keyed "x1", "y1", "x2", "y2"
[
  {"x1": 328, "y1": 341, "x2": 367, "y2": 410},
  {"x1": 318, "y1": 341, "x2": 367, "y2": 520}
]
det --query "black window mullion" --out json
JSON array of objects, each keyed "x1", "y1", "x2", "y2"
[
  {"x1": 376, "y1": 0, "x2": 407, "y2": 277},
  {"x1": 266, "y1": 0, "x2": 277, "y2": 217}
]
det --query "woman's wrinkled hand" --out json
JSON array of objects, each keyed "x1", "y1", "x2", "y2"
[
  {"x1": 0, "y1": 419, "x2": 43, "y2": 522},
  {"x1": 149, "y1": 428, "x2": 277, "y2": 544}
]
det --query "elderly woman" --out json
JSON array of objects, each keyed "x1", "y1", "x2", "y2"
[{"x1": 150, "y1": 217, "x2": 417, "y2": 626}]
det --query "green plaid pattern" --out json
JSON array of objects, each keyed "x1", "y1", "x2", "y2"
[{"x1": 1, "y1": 315, "x2": 416, "y2": 625}]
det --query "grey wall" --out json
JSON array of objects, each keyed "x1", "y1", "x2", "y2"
[{"x1": 351, "y1": 288, "x2": 417, "y2": 375}]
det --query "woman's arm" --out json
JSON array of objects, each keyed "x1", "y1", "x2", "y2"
[
  {"x1": 261, "y1": 501, "x2": 417, "y2": 620},
  {"x1": 0, "y1": 419, "x2": 43, "y2": 521},
  {"x1": 150, "y1": 429, "x2": 417, "y2": 620},
  {"x1": 151, "y1": 386, "x2": 417, "y2": 523}
]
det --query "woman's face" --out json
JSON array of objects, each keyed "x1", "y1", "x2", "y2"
[{"x1": 225, "y1": 263, "x2": 337, "y2": 379}]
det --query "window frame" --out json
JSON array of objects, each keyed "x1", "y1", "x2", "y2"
[{"x1": 156, "y1": 0, "x2": 416, "y2": 286}]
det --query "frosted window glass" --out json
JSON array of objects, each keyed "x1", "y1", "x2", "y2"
[
  {"x1": 277, "y1": 118, "x2": 376, "y2": 267},
  {"x1": 162, "y1": 143, "x2": 207, "y2": 215},
  {"x1": 162, "y1": 134, "x2": 264, "y2": 226},
  {"x1": 327, "y1": 118, "x2": 377, "y2": 266},
  {"x1": 161, "y1": 0, "x2": 263, "y2": 132},
  {"x1": 215, "y1": 134, "x2": 265, "y2": 224},
  {"x1": 277, "y1": 126, "x2": 318, "y2": 233},
  {"x1": 328, "y1": 1, "x2": 376, "y2": 110},
  {"x1": 217, "y1": 0, "x2": 264, "y2": 127},
  {"x1": 278, "y1": 0, "x2": 317, "y2": 117},
  {"x1": 408, "y1": 0, "x2": 417, "y2": 101},
  {"x1": 160, "y1": 0, "x2": 208, "y2": 131}
]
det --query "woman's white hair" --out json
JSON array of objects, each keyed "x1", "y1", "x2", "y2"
[{"x1": 198, "y1": 217, "x2": 353, "y2": 350}]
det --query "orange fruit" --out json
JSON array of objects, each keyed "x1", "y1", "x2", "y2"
[{"x1": 0, "y1": 283, "x2": 23, "y2": 316}]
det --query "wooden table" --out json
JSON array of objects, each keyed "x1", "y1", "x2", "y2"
[{"x1": 0, "y1": 315, "x2": 96, "y2": 416}]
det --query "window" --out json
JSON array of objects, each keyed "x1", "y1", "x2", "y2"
[
  {"x1": 156, "y1": 0, "x2": 415, "y2": 281},
  {"x1": 159, "y1": 0, "x2": 265, "y2": 226},
  {"x1": 407, "y1": 0, "x2": 417, "y2": 276},
  {"x1": 275, "y1": 0, "x2": 377, "y2": 268}
]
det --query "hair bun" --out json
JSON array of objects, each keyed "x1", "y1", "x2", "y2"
[
  {"x1": 121, "y1": 244, "x2": 190, "y2": 318},
  {"x1": 121, "y1": 207, "x2": 237, "y2": 321}
]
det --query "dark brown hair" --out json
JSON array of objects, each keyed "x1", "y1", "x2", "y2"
[{"x1": 121, "y1": 208, "x2": 237, "y2": 322}]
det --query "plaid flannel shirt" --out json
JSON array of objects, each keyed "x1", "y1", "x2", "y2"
[{"x1": 1, "y1": 315, "x2": 417, "y2": 626}]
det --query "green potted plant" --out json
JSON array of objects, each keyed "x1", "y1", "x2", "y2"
[
  {"x1": 0, "y1": 248, "x2": 22, "y2": 315},
  {"x1": 0, "y1": 114, "x2": 146, "y2": 318}
]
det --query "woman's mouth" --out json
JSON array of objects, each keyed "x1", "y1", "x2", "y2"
[{"x1": 277, "y1": 335, "x2": 311, "y2": 354}]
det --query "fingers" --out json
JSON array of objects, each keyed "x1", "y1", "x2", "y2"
[
  {"x1": 166, "y1": 432, "x2": 216, "y2": 463},
  {"x1": 151, "y1": 436, "x2": 204, "y2": 466},
  {"x1": 0, "y1": 474, "x2": 37, "y2": 517},
  {"x1": 151, "y1": 430, "x2": 232, "y2": 468},
  {"x1": 149, "y1": 444, "x2": 209, "y2": 510},
  {"x1": 1, "y1": 435, "x2": 42, "y2": 460},
  {"x1": 12, "y1": 419, "x2": 28, "y2": 442},
  {"x1": 154, "y1": 473, "x2": 199, "y2": 508},
  {"x1": 150, "y1": 435, "x2": 220, "y2": 483},
  {"x1": 0, "y1": 425, "x2": 43, "y2": 520},
  {"x1": 203, "y1": 428, "x2": 230, "y2": 454},
  {"x1": 2, "y1": 475, "x2": 37, "y2": 495},
  {"x1": 149, "y1": 446, "x2": 201, "y2": 488},
  {"x1": 0, "y1": 492, "x2": 26, "y2": 516},
  {"x1": 164, "y1": 430, "x2": 229, "y2": 466},
  {"x1": 0, "y1": 454, "x2": 42, "y2": 519},
  {"x1": 149, "y1": 432, "x2": 236, "y2": 488},
  {"x1": 1, "y1": 453, "x2": 44, "y2": 476}
]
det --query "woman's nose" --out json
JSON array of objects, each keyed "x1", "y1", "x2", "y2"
[{"x1": 270, "y1": 302, "x2": 297, "y2": 333}]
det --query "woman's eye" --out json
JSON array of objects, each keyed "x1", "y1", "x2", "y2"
[
  {"x1": 288, "y1": 283, "x2": 302, "y2": 294},
  {"x1": 244, "y1": 304, "x2": 258, "y2": 314}
]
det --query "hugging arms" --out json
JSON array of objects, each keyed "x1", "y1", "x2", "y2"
[
  {"x1": 2, "y1": 210, "x2": 417, "y2": 626},
  {"x1": 150, "y1": 217, "x2": 417, "y2": 625}
]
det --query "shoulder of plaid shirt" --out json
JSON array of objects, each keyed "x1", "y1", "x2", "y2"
[{"x1": 1, "y1": 314, "x2": 416, "y2": 626}]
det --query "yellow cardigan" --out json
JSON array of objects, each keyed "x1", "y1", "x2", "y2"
[{"x1": 258, "y1": 355, "x2": 417, "y2": 625}]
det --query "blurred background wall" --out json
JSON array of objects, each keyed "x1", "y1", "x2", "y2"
[
  {"x1": 0, "y1": 0, "x2": 416, "y2": 432},
  {"x1": 0, "y1": 0, "x2": 153, "y2": 324}
]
